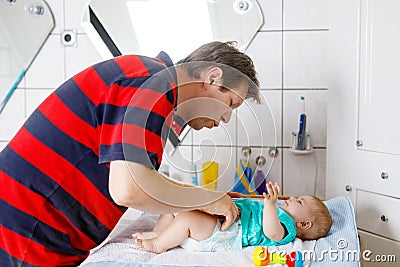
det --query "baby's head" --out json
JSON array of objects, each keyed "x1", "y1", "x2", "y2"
[{"x1": 279, "y1": 196, "x2": 332, "y2": 240}]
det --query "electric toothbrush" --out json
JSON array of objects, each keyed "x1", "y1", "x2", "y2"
[{"x1": 297, "y1": 96, "x2": 307, "y2": 150}]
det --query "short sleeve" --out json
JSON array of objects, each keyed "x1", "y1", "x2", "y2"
[
  {"x1": 273, "y1": 208, "x2": 297, "y2": 245},
  {"x1": 98, "y1": 75, "x2": 176, "y2": 170}
]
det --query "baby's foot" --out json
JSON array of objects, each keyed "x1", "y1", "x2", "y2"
[
  {"x1": 141, "y1": 238, "x2": 165, "y2": 254},
  {"x1": 132, "y1": 231, "x2": 158, "y2": 241}
]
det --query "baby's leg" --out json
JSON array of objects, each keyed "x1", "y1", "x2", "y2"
[
  {"x1": 138, "y1": 210, "x2": 218, "y2": 253},
  {"x1": 133, "y1": 214, "x2": 175, "y2": 241}
]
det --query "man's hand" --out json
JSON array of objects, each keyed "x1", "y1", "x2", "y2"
[
  {"x1": 263, "y1": 182, "x2": 280, "y2": 207},
  {"x1": 199, "y1": 194, "x2": 239, "y2": 231}
]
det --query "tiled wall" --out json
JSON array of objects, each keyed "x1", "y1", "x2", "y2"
[{"x1": 0, "y1": 0, "x2": 328, "y2": 197}]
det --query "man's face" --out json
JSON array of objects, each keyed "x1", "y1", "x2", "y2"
[{"x1": 187, "y1": 82, "x2": 248, "y2": 130}]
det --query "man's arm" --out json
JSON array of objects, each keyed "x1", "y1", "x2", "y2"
[
  {"x1": 262, "y1": 182, "x2": 285, "y2": 241},
  {"x1": 109, "y1": 160, "x2": 239, "y2": 230}
]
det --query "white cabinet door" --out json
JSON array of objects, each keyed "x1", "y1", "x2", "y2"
[{"x1": 358, "y1": 0, "x2": 400, "y2": 155}]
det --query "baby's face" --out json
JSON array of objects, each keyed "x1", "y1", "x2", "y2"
[{"x1": 279, "y1": 196, "x2": 316, "y2": 222}]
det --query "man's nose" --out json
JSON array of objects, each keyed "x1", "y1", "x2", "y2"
[{"x1": 221, "y1": 108, "x2": 233, "y2": 123}]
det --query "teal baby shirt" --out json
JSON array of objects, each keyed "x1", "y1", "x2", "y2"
[{"x1": 233, "y1": 198, "x2": 296, "y2": 247}]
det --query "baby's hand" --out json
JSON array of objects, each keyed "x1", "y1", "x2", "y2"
[{"x1": 263, "y1": 182, "x2": 280, "y2": 206}]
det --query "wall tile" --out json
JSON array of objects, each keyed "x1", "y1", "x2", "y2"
[
  {"x1": 0, "y1": 141, "x2": 7, "y2": 152},
  {"x1": 236, "y1": 146, "x2": 282, "y2": 193},
  {"x1": 246, "y1": 32, "x2": 282, "y2": 89},
  {"x1": 25, "y1": 89, "x2": 54, "y2": 118},
  {"x1": 282, "y1": 148, "x2": 326, "y2": 198},
  {"x1": 258, "y1": 0, "x2": 282, "y2": 31},
  {"x1": 24, "y1": 34, "x2": 65, "y2": 89},
  {"x1": 283, "y1": 31, "x2": 328, "y2": 88},
  {"x1": 0, "y1": 89, "x2": 25, "y2": 141},
  {"x1": 283, "y1": 0, "x2": 329, "y2": 30},
  {"x1": 283, "y1": 90, "x2": 327, "y2": 147},
  {"x1": 65, "y1": 33, "x2": 102, "y2": 79},
  {"x1": 237, "y1": 90, "x2": 281, "y2": 147},
  {"x1": 192, "y1": 113, "x2": 236, "y2": 146},
  {"x1": 45, "y1": 0, "x2": 65, "y2": 34},
  {"x1": 64, "y1": 0, "x2": 90, "y2": 33},
  {"x1": 161, "y1": 145, "x2": 193, "y2": 184},
  {"x1": 193, "y1": 145, "x2": 236, "y2": 192}
]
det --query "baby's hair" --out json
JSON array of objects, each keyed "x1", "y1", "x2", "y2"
[{"x1": 298, "y1": 197, "x2": 332, "y2": 240}]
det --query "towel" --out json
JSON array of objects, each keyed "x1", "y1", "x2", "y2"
[
  {"x1": 80, "y1": 215, "x2": 316, "y2": 267},
  {"x1": 232, "y1": 159, "x2": 258, "y2": 195}
]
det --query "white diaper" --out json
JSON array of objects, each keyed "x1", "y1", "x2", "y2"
[{"x1": 180, "y1": 218, "x2": 242, "y2": 252}]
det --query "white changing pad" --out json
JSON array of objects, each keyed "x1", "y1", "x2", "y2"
[{"x1": 80, "y1": 196, "x2": 359, "y2": 267}]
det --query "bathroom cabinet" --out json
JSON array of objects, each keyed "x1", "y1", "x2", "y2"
[{"x1": 326, "y1": 0, "x2": 400, "y2": 265}]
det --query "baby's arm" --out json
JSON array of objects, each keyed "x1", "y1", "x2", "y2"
[{"x1": 262, "y1": 182, "x2": 285, "y2": 241}]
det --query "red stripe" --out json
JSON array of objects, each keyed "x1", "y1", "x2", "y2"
[
  {"x1": 0, "y1": 171, "x2": 97, "y2": 251},
  {"x1": 129, "y1": 89, "x2": 174, "y2": 118},
  {"x1": 72, "y1": 66, "x2": 108, "y2": 106},
  {"x1": 114, "y1": 55, "x2": 149, "y2": 78},
  {"x1": 100, "y1": 123, "x2": 164, "y2": 163},
  {"x1": 8, "y1": 128, "x2": 123, "y2": 230},
  {"x1": 38, "y1": 93, "x2": 99, "y2": 156},
  {"x1": 0, "y1": 225, "x2": 87, "y2": 266}
]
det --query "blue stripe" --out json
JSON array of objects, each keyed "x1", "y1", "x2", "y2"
[
  {"x1": 55, "y1": 79, "x2": 97, "y2": 128},
  {"x1": 0, "y1": 199, "x2": 86, "y2": 256},
  {"x1": 0, "y1": 247, "x2": 40, "y2": 267},
  {"x1": 124, "y1": 106, "x2": 167, "y2": 137},
  {"x1": 93, "y1": 59, "x2": 127, "y2": 87},
  {"x1": 0, "y1": 147, "x2": 110, "y2": 245},
  {"x1": 100, "y1": 143, "x2": 160, "y2": 170}
]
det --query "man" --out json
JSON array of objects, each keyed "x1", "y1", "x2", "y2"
[{"x1": 0, "y1": 41, "x2": 259, "y2": 266}]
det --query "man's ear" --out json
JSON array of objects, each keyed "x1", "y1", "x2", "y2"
[
  {"x1": 296, "y1": 220, "x2": 312, "y2": 231},
  {"x1": 203, "y1": 67, "x2": 223, "y2": 89}
]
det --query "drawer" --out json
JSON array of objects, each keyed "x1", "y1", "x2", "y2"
[
  {"x1": 359, "y1": 230, "x2": 400, "y2": 267},
  {"x1": 356, "y1": 190, "x2": 400, "y2": 242}
]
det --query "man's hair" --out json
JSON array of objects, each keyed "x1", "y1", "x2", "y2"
[
  {"x1": 178, "y1": 41, "x2": 260, "y2": 103},
  {"x1": 298, "y1": 197, "x2": 333, "y2": 240}
]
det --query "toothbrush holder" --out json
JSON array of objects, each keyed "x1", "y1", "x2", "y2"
[{"x1": 290, "y1": 131, "x2": 313, "y2": 155}]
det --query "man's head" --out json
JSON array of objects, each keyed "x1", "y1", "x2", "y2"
[
  {"x1": 176, "y1": 41, "x2": 260, "y2": 130},
  {"x1": 279, "y1": 196, "x2": 332, "y2": 240}
]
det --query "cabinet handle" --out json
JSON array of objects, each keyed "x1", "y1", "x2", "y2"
[
  {"x1": 380, "y1": 172, "x2": 389, "y2": 179},
  {"x1": 345, "y1": 185, "x2": 352, "y2": 192},
  {"x1": 380, "y1": 215, "x2": 389, "y2": 222}
]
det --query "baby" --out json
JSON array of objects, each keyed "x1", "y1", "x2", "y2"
[{"x1": 133, "y1": 182, "x2": 332, "y2": 253}]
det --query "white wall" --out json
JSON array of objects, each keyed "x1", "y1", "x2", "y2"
[{"x1": 0, "y1": 0, "x2": 329, "y2": 197}]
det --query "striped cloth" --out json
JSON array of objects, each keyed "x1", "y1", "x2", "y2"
[{"x1": 0, "y1": 52, "x2": 177, "y2": 266}]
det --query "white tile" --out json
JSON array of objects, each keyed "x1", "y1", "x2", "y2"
[
  {"x1": 193, "y1": 145, "x2": 236, "y2": 192},
  {"x1": 283, "y1": 90, "x2": 327, "y2": 147},
  {"x1": 25, "y1": 89, "x2": 54, "y2": 118},
  {"x1": 283, "y1": 0, "x2": 329, "y2": 30},
  {"x1": 237, "y1": 90, "x2": 281, "y2": 147},
  {"x1": 282, "y1": 148, "x2": 326, "y2": 198},
  {"x1": 25, "y1": 34, "x2": 65, "y2": 89},
  {"x1": 283, "y1": 31, "x2": 329, "y2": 88},
  {"x1": 162, "y1": 146, "x2": 193, "y2": 185},
  {"x1": 236, "y1": 147, "x2": 282, "y2": 193},
  {"x1": 192, "y1": 113, "x2": 236, "y2": 146},
  {"x1": 64, "y1": 0, "x2": 91, "y2": 33},
  {"x1": 0, "y1": 89, "x2": 25, "y2": 141},
  {"x1": 45, "y1": 0, "x2": 65, "y2": 34},
  {"x1": 246, "y1": 32, "x2": 282, "y2": 89},
  {"x1": 0, "y1": 141, "x2": 8, "y2": 152},
  {"x1": 258, "y1": 0, "x2": 282, "y2": 31},
  {"x1": 65, "y1": 33, "x2": 103, "y2": 79}
]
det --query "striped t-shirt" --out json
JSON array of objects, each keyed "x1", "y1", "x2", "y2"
[{"x1": 0, "y1": 52, "x2": 177, "y2": 266}]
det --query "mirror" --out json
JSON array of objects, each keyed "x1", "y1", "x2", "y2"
[
  {"x1": 0, "y1": 0, "x2": 54, "y2": 113},
  {"x1": 82, "y1": 0, "x2": 263, "y2": 61},
  {"x1": 81, "y1": 0, "x2": 263, "y2": 150}
]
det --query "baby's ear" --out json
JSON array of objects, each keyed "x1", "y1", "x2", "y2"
[{"x1": 296, "y1": 220, "x2": 312, "y2": 231}]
